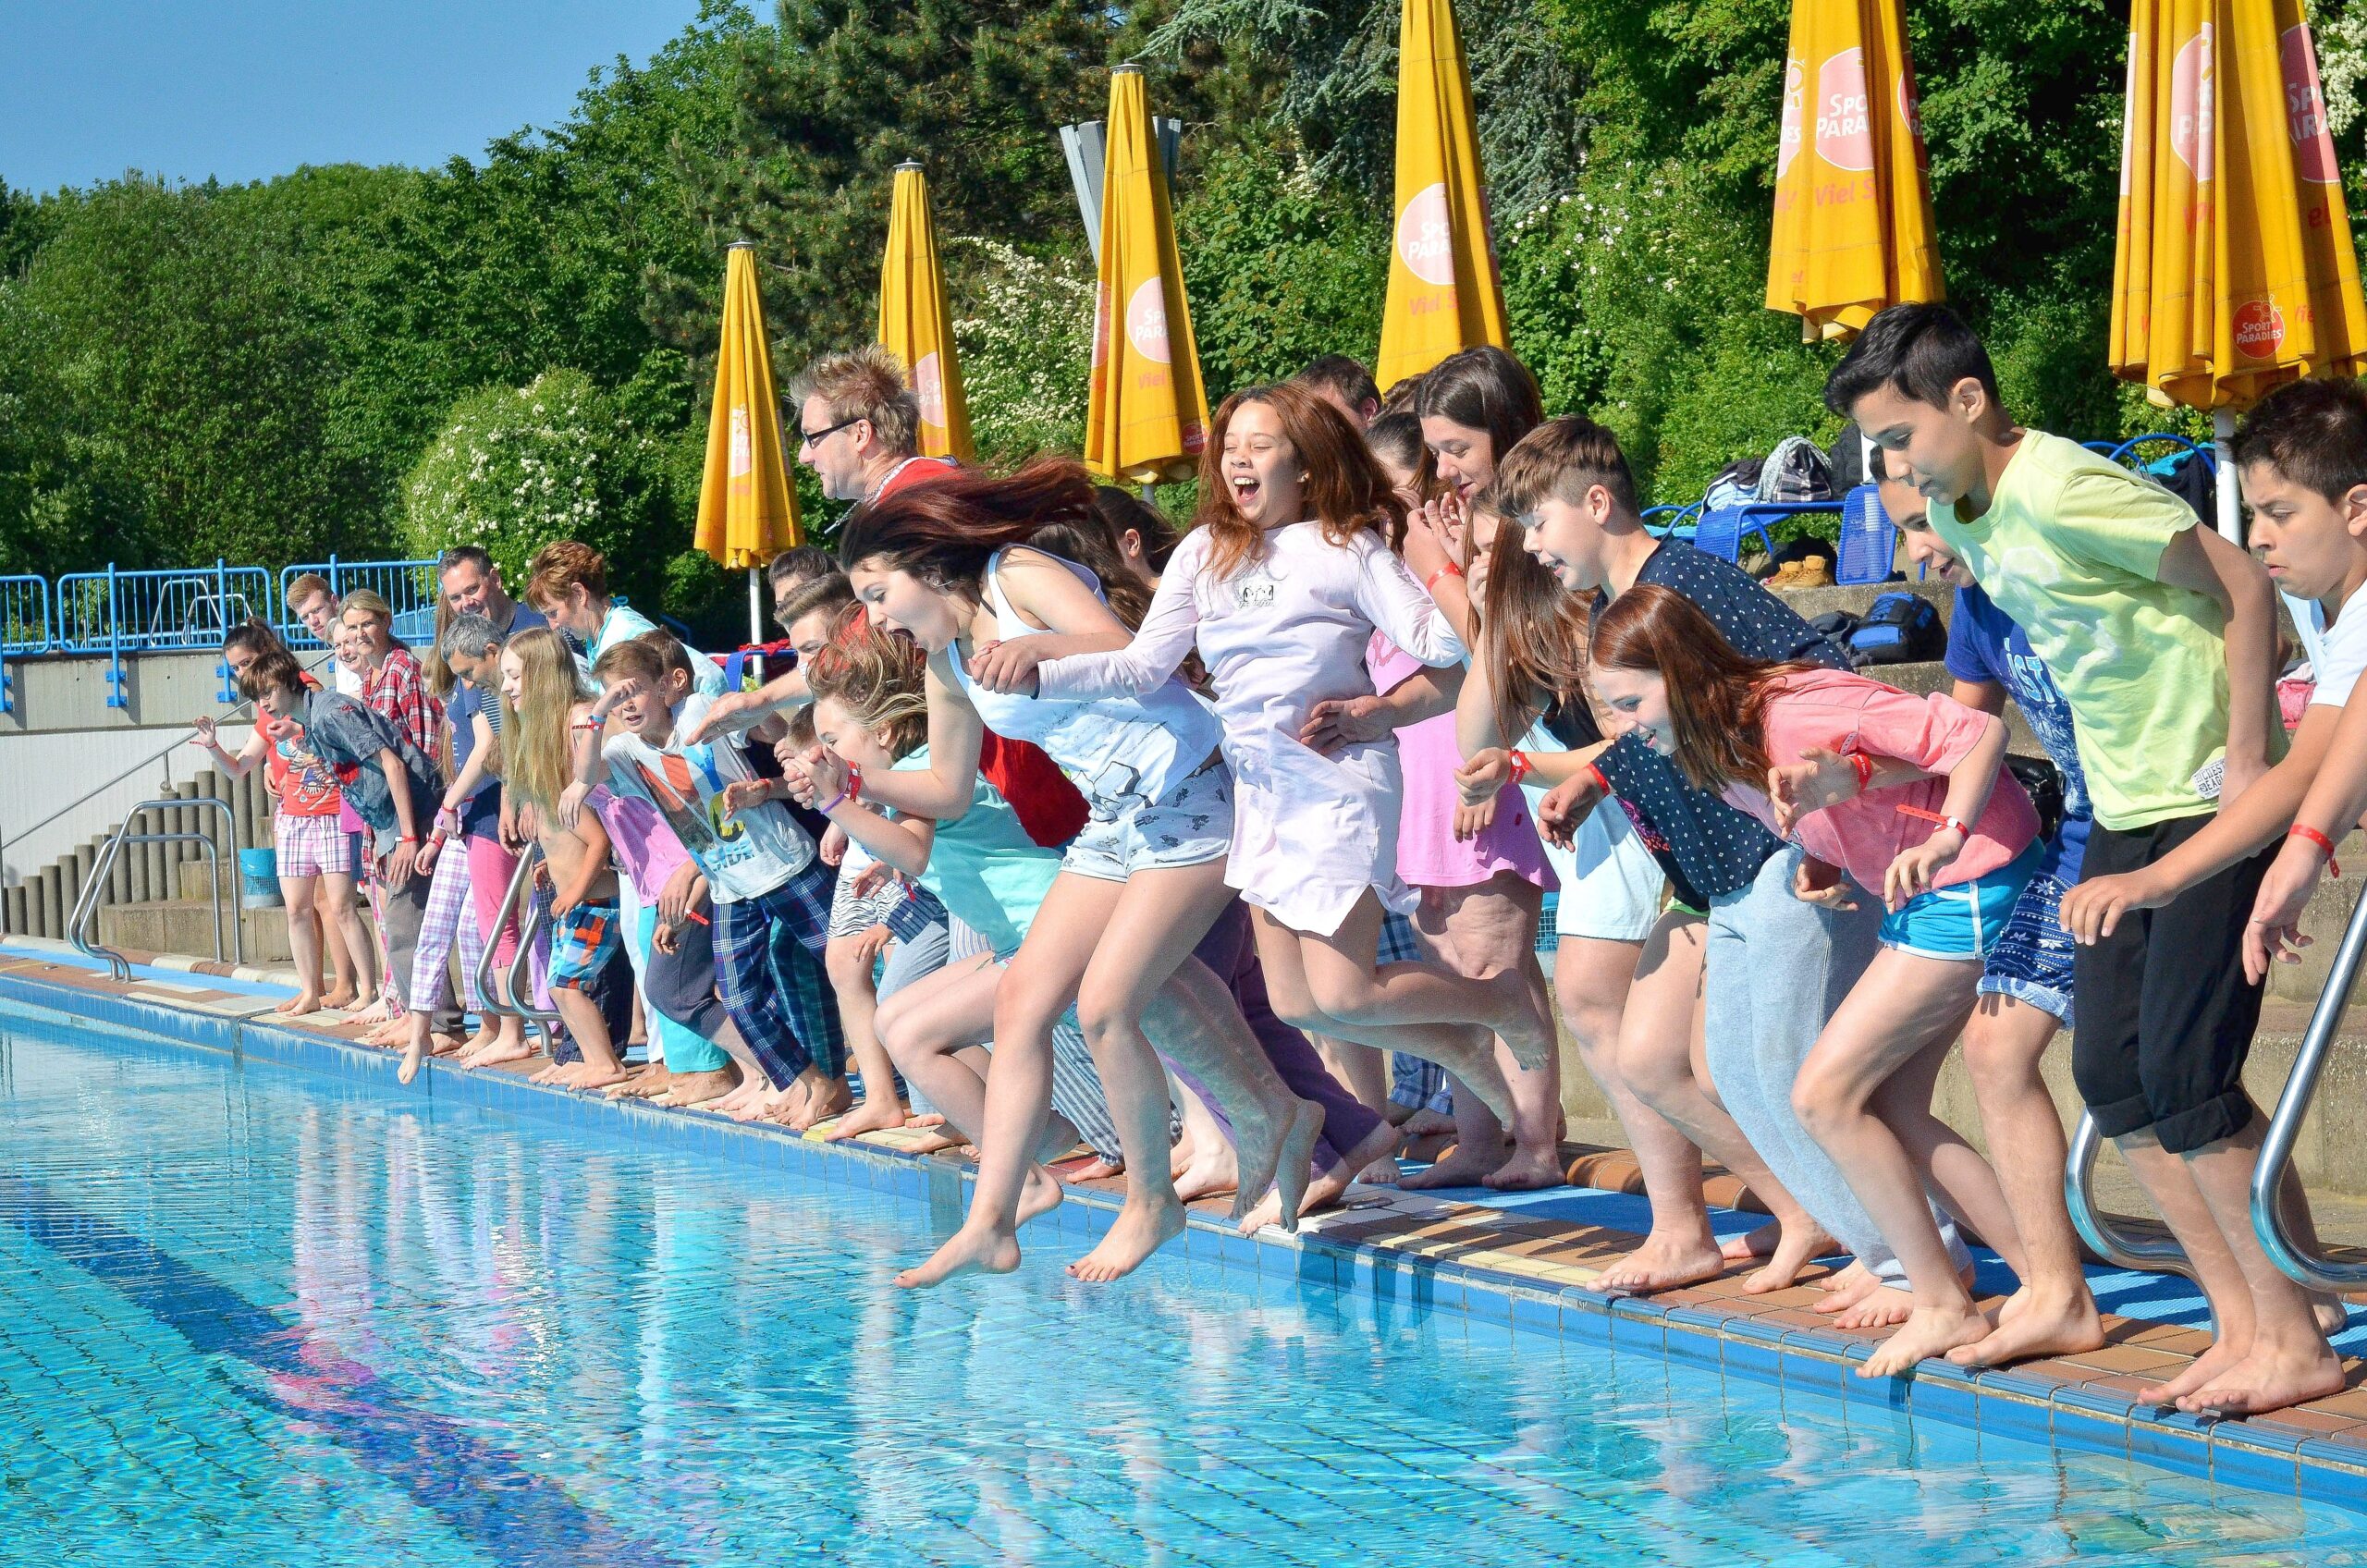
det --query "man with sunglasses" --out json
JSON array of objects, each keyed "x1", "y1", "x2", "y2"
[{"x1": 791, "y1": 344, "x2": 954, "y2": 507}]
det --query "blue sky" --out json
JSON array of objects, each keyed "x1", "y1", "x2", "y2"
[{"x1": 1, "y1": 1, "x2": 710, "y2": 195}]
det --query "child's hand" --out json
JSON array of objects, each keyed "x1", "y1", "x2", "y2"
[
  {"x1": 557, "y1": 781, "x2": 589, "y2": 829},
  {"x1": 798, "y1": 745, "x2": 850, "y2": 805},
  {"x1": 1536, "y1": 770, "x2": 1603, "y2": 850},
  {"x1": 190, "y1": 715, "x2": 218, "y2": 749},
  {"x1": 416, "y1": 835, "x2": 443, "y2": 874},
  {"x1": 384, "y1": 842, "x2": 417, "y2": 894},
  {"x1": 852, "y1": 924, "x2": 895, "y2": 967},
  {"x1": 819, "y1": 823, "x2": 849, "y2": 866},
  {"x1": 967, "y1": 639, "x2": 1044, "y2": 696},
  {"x1": 651, "y1": 921, "x2": 680, "y2": 956},
  {"x1": 498, "y1": 800, "x2": 522, "y2": 852},
  {"x1": 848, "y1": 862, "x2": 893, "y2": 900},
  {"x1": 551, "y1": 882, "x2": 581, "y2": 915},
  {"x1": 1768, "y1": 746, "x2": 1861, "y2": 838},
  {"x1": 2058, "y1": 868, "x2": 2170, "y2": 946},
  {"x1": 2244, "y1": 837, "x2": 2327, "y2": 982},
  {"x1": 1793, "y1": 854, "x2": 1858, "y2": 911},
  {"x1": 718, "y1": 778, "x2": 773, "y2": 817},
  {"x1": 1300, "y1": 695, "x2": 1392, "y2": 754},
  {"x1": 595, "y1": 675, "x2": 645, "y2": 717},
  {"x1": 1455, "y1": 748, "x2": 1512, "y2": 807},
  {"x1": 1881, "y1": 826, "x2": 1965, "y2": 911},
  {"x1": 680, "y1": 690, "x2": 752, "y2": 746},
  {"x1": 658, "y1": 861, "x2": 700, "y2": 927},
  {"x1": 1453, "y1": 797, "x2": 1498, "y2": 842}
]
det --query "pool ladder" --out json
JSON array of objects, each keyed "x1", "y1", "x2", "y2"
[
  {"x1": 67, "y1": 797, "x2": 245, "y2": 983},
  {"x1": 471, "y1": 847, "x2": 563, "y2": 1054},
  {"x1": 2065, "y1": 877, "x2": 2367, "y2": 1296}
]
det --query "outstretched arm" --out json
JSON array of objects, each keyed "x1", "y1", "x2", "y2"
[{"x1": 1033, "y1": 536, "x2": 1206, "y2": 701}]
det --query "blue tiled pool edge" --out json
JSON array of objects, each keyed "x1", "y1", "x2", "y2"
[{"x1": 6, "y1": 964, "x2": 2364, "y2": 1517}]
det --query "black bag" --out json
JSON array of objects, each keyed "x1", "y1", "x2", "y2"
[
  {"x1": 1809, "y1": 609, "x2": 1861, "y2": 643},
  {"x1": 1827, "y1": 421, "x2": 1867, "y2": 493},
  {"x1": 2007, "y1": 754, "x2": 2067, "y2": 846},
  {"x1": 2152, "y1": 447, "x2": 2217, "y2": 529},
  {"x1": 1844, "y1": 592, "x2": 1944, "y2": 667}
]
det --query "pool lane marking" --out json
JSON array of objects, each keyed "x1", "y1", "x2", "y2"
[{"x1": 0, "y1": 1174, "x2": 687, "y2": 1568}]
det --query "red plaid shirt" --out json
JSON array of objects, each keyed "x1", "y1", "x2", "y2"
[{"x1": 363, "y1": 647, "x2": 443, "y2": 762}]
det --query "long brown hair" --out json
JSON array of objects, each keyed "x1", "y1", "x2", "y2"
[
  {"x1": 1467, "y1": 486, "x2": 1597, "y2": 744},
  {"x1": 836, "y1": 458, "x2": 1099, "y2": 600},
  {"x1": 498, "y1": 626, "x2": 594, "y2": 810},
  {"x1": 1194, "y1": 382, "x2": 1405, "y2": 582},
  {"x1": 1415, "y1": 346, "x2": 1545, "y2": 505},
  {"x1": 1026, "y1": 517, "x2": 1154, "y2": 631},
  {"x1": 1588, "y1": 584, "x2": 1815, "y2": 791}
]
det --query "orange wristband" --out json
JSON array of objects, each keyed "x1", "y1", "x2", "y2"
[
  {"x1": 1425, "y1": 562, "x2": 1465, "y2": 594},
  {"x1": 2289, "y1": 824, "x2": 2342, "y2": 878}
]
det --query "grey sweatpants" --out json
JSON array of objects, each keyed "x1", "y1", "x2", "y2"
[{"x1": 1703, "y1": 843, "x2": 1971, "y2": 1280}]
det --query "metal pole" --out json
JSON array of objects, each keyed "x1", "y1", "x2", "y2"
[
  {"x1": 2214, "y1": 407, "x2": 2243, "y2": 545},
  {"x1": 2251, "y1": 879, "x2": 2367, "y2": 1291}
]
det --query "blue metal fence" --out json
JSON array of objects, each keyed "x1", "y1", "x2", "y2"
[
  {"x1": 52, "y1": 562, "x2": 278, "y2": 708},
  {"x1": 277, "y1": 557, "x2": 442, "y2": 649}
]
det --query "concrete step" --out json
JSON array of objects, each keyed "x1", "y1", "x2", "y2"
[{"x1": 97, "y1": 900, "x2": 292, "y2": 965}]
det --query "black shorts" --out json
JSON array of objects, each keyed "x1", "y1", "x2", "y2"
[{"x1": 2069, "y1": 813, "x2": 2270, "y2": 1155}]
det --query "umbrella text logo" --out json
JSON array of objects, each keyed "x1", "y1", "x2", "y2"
[
  {"x1": 1126, "y1": 277, "x2": 1174, "y2": 366},
  {"x1": 729, "y1": 407, "x2": 752, "y2": 480},
  {"x1": 2283, "y1": 25, "x2": 2339, "y2": 185},
  {"x1": 1817, "y1": 49, "x2": 1874, "y2": 173},
  {"x1": 1778, "y1": 57, "x2": 1805, "y2": 181},
  {"x1": 1395, "y1": 183, "x2": 1457, "y2": 288},
  {"x1": 914, "y1": 353, "x2": 948, "y2": 430},
  {"x1": 2234, "y1": 299, "x2": 2287, "y2": 361},
  {"x1": 2172, "y1": 26, "x2": 2216, "y2": 183}
]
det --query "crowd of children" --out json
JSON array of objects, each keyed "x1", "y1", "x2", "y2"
[{"x1": 204, "y1": 318, "x2": 2367, "y2": 1414}]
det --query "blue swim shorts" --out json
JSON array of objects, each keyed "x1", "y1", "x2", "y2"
[
  {"x1": 1877, "y1": 840, "x2": 2043, "y2": 962},
  {"x1": 1976, "y1": 866, "x2": 2076, "y2": 1025}
]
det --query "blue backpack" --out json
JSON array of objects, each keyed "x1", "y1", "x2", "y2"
[{"x1": 1841, "y1": 592, "x2": 1944, "y2": 668}]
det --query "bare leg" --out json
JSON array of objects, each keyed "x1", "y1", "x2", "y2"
[
  {"x1": 546, "y1": 984, "x2": 627, "y2": 1088},
  {"x1": 1788, "y1": 950, "x2": 1993, "y2": 1378},
  {"x1": 318, "y1": 872, "x2": 375, "y2": 1011},
  {"x1": 1949, "y1": 996, "x2": 2103, "y2": 1366},
  {"x1": 1170, "y1": 1072, "x2": 1240, "y2": 1204},
  {"x1": 1313, "y1": 1034, "x2": 1390, "y2": 1114},
  {"x1": 824, "y1": 932, "x2": 909, "y2": 1139},
  {"x1": 279, "y1": 876, "x2": 325, "y2": 1015}
]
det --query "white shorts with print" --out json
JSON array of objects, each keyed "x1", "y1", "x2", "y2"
[{"x1": 1062, "y1": 759, "x2": 1233, "y2": 884}]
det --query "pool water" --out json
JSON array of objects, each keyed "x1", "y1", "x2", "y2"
[{"x1": 3, "y1": 1001, "x2": 2364, "y2": 1568}]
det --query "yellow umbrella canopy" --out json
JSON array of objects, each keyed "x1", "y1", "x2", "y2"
[
  {"x1": 1084, "y1": 66, "x2": 1209, "y2": 486},
  {"x1": 1764, "y1": 0, "x2": 1944, "y2": 340},
  {"x1": 2111, "y1": 0, "x2": 2367, "y2": 413},
  {"x1": 878, "y1": 162, "x2": 975, "y2": 462},
  {"x1": 1374, "y1": 0, "x2": 1508, "y2": 392},
  {"x1": 695, "y1": 244, "x2": 801, "y2": 647}
]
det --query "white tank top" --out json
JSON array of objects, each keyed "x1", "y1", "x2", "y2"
[{"x1": 947, "y1": 547, "x2": 1220, "y2": 813}]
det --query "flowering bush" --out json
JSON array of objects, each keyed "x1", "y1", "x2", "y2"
[
  {"x1": 950, "y1": 239, "x2": 1094, "y2": 462},
  {"x1": 399, "y1": 369, "x2": 641, "y2": 585}
]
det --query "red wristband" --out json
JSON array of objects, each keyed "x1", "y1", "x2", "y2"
[
  {"x1": 1585, "y1": 761, "x2": 1612, "y2": 796},
  {"x1": 1846, "y1": 751, "x2": 1872, "y2": 792},
  {"x1": 1425, "y1": 562, "x2": 1465, "y2": 594},
  {"x1": 2290, "y1": 824, "x2": 2342, "y2": 879},
  {"x1": 1505, "y1": 750, "x2": 1532, "y2": 786}
]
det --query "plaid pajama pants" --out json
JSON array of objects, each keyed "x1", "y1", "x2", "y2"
[
  {"x1": 714, "y1": 860, "x2": 845, "y2": 1086},
  {"x1": 406, "y1": 840, "x2": 487, "y2": 1017}
]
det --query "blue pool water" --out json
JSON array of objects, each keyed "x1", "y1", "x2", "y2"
[{"x1": 4, "y1": 1000, "x2": 2365, "y2": 1567}]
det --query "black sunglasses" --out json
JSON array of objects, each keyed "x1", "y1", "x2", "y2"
[{"x1": 799, "y1": 415, "x2": 862, "y2": 447}]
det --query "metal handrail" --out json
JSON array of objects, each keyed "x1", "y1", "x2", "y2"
[
  {"x1": 67, "y1": 797, "x2": 244, "y2": 982},
  {"x1": 472, "y1": 846, "x2": 561, "y2": 1052},
  {"x1": 2252, "y1": 880, "x2": 2367, "y2": 1291},
  {"x1": 2064, "y1": 1113, "x2": 2208, "y2": 1301}
]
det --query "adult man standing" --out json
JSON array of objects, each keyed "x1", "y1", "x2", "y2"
[
  {"x1": 285, "y1": 573, "x2": 362, "y2": 696},
  {"x1": 790, "y1": 345, "x2": 954, "y2": 506}
]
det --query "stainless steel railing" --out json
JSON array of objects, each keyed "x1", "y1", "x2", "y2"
[
  {"x1": 2251, "y1": 883, "x2": 2367, "y2": 1292},
  {"x1": 471, "y1": 846, "x2": 561, "y2": 1053},
  {"x1": 2064, "y1": 1113, "x2": 2207, "y2": 1294},
  {"x1": 67, "y1": 797, "x2": 244, "y2": 982}
]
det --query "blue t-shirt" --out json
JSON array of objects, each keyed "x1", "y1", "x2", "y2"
[
  {"x1": 1944, "y1": 584, "x2": 2091, "y2": 884},
  {"x1": 1590, "y1": 542, "x2": 1851, "y2": 900},
  {"x1": 446, "y1": 602, "x2": 546, "y2": 837}
]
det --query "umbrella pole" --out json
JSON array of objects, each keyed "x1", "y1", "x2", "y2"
[
  {"x1": 748, "y1": 565, "x2": 763, "y2": 656},
  {"x1": 2214, "y1": 407, "x2": 2243, "y2": 545}
]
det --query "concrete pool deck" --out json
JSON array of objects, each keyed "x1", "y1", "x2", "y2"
[{"x1": 5, "y1": 935, "x2": 2365, "y2": 1516}]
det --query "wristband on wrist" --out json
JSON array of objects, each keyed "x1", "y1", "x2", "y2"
[
  {"x1": 845, "y1": 765, "x2": 862, "y2": 803},
  {"x1": 1584, "y1": 761, "x2": 1612, "y2": 797},
  {"x1": 1846, "y1": 751, "x2": 1872, "y2": 792},
  {"x1": 1425, "y1": 562, "x2": 1465, "y2": 594},
  {"x1": 816, "y1": 788, "x2": 851, "y2": 815},
  {"x1": 1505, "y1": 750, "x2": 1532, "y2": 786},
  {"x1": 2289, "y1": 823, "x2": 2343, "y2": 878}
]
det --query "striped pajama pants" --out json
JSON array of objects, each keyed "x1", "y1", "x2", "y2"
[
  {"x1": 943, "y1": 917, "x2": 1128, "y2": 1166},
  {"x1": 406, "y1": 841, "x2": 487, "y2": 1020}
]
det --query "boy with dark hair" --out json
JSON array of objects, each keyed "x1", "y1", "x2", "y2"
[
  {"x1": 1828, "y1": 302, "x2": 2334, "y2": 1414},
  {"x1": 1296, "y1": 354, "x2": 1383, "y2": 428}
]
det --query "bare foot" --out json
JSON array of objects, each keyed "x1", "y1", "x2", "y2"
[
  {"x1": 1399, "y1": 1141, "x2": 1510, "y2": 1191},
  {"x1": 1741, "y1": 1219, "x2": 1838, "y2": 1293},
  {"x1": 1357, "y1": 1154, "x2": 1403, "y2": 1184},
  {"x1": 1231, "y1": 1096, "x2": 1323, "y2": 1230},
  {"x1": 362, "y1": 1017, "x2": 409, "y2": 1047},
  {"x1": 2140, "y1": 1335, "x2": 2251, "y2": 1408},
  {"x1": 319, "y1": 984, "x2": 359, "y2": 1011},
  {"x1": 2177, "y1": 1341, "x2": 2349, "y2": 1415},
  {"x1": 1172, "y1": 1140, "x2": 1240, "y2": 1206},
  {"x1": 1812, "y1": 1261, "x2": 1879, "y2": 1316},
  {"x1": 904, "y1": 1130, "x2": 971, "y2": 1156},
  {"x1": 427, "y1": 1031, "x2": 468, "y2": 1058},
  {"x1": 1831, "y1": 1282, "x2": 1917, "y2": 1330},
  {"x1": 657, "y1": 1067, "x2": 740, "y2": 1108},
  {"x1": 471, "y1": 1034, "x2": 534, "y2": 1070},
  {"x1": 822, "y1": 1096, "x2": 910, "y2": 1142},
  {"x1": 760, "y1": 1078, "x2": 813, "y2": 1127},
  {"x1": 1592, "y1": 1227, "x2": 1732, "y2": 1294},
  {"x1": 459, "y1": 1024, "x2": 499, "y2": 1055},
  {"x1": 909, "y1": 1112, "x2": 948, "y2": 1129},
  {"x1": 1947, "y1": 1286, "x2": 2105, "y2": 1367},
  {"x1": 787, "y1": 1076, "x2": 854, "y2": 1133},
  {"x1": 397, "y1": 1040, "x2": 426, "y2": 1085},
  {"x1": 1400, "y1": 1108, "x2": 1456, "y2": 1138},
  {"x1": 607, "y1": 1064, "x2": 668, "y2": 1100},
  {"x1": 1722, "y1": 1219, "x2": 1781, "y2": 1263},
  {"x1": 1068, "y1": 1157, "x2": 1125, "y2": 1182},
  {"x1": 1067, "y1": 1195, "x2": 1187, "y2": 1283},
  {"x1": 1239, "y1": 1120, "x2": 1399, "y2": 1236},
  {"x1": 277, "y1": 992, "x2": 321, "y2": 1018},
  {"x1": 896, "y1": 1222, "x2": 1022, "y2": 1289},
  {"x1": 1859, "y1": 1303, "x2": 1992, "y2": 1378},
  {"x1": 1481, "y1": 1145, "x2": 1565, "y2": 1192},
  {"x1": 1018, "y1": 1164, "x2": 1065, "y2": 1226},
  {"x1": 2314, "y1": 1292, "x2": 2353, "y2": 1338}
]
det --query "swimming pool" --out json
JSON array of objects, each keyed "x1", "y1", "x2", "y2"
[{"x1": 3, "y1": 998, "x2": 2362, "y2": 1567}]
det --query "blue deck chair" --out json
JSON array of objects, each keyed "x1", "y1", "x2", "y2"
[
  {"x1": 1834, "y1": 484, "x2": 1896, "y2": 585},
  {"x1": 1691, "y1": 500, "x2": 1844, "y2": 564}
]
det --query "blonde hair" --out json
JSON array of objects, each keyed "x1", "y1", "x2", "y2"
[
  {"x1": 497, "y1": 627, "x2": 593, "y2": 809},
  {"x1": 788, "y1": 345, "x2": 919, "y2": 459},
  {"x1": 804, "y1": 606, "x2": 928, "y2": 759}
]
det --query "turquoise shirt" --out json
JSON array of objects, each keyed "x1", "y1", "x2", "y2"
[{"x1": 893, "y1": 746, "x2": 1061, "y2": 956}]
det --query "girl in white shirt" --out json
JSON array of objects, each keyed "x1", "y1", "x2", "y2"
[
  {"x1": 833, "y1": 462, "x2": 1324, "y2": 1290},
  {"x1": 979, "y1": 384, "x2": 1555, "y2": 1121}
]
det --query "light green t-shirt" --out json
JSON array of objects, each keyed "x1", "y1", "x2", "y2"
[
  {"x1": 1930, "y1": 429, "x2": 2257, "y2": 830},
  {"x1": 891, "y1": 746, "x2": 1061, "y2": 958}
]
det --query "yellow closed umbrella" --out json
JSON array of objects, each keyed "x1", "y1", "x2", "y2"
[
  {"x1": 1764, "y1": 0, "x2": 1944, "y2": 340},
  {"x1": 1085, "y1": 66, "x2": 1208, "y2": 486},
  {"x1": 1375, "y1": 0, "x2": 1507, "y2": 392},
  {"x1": 878, "y1": 162, "x2": 975, "y2": 462},
  {"x1": 2112, "y1": 0, "x2": 2367, "y2": 538},
  {"x1": 695, "y1": 241, "x2": 801, "y2": 644}
]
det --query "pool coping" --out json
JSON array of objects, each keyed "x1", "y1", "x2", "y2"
[{"x1": 5, "y1": 954, "x2": 2365, "y2": 1517}]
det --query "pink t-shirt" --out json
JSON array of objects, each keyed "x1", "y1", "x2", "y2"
[
  {"x1": 1721, "y1": 668, "x2": 2037, "y2": 896},
  {"x1": 588, "y1": 784, "x2": 693, "y2": 900},
  {"x1": 1369, "y1": 635, "x2": 1555, "y2": 892}
]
